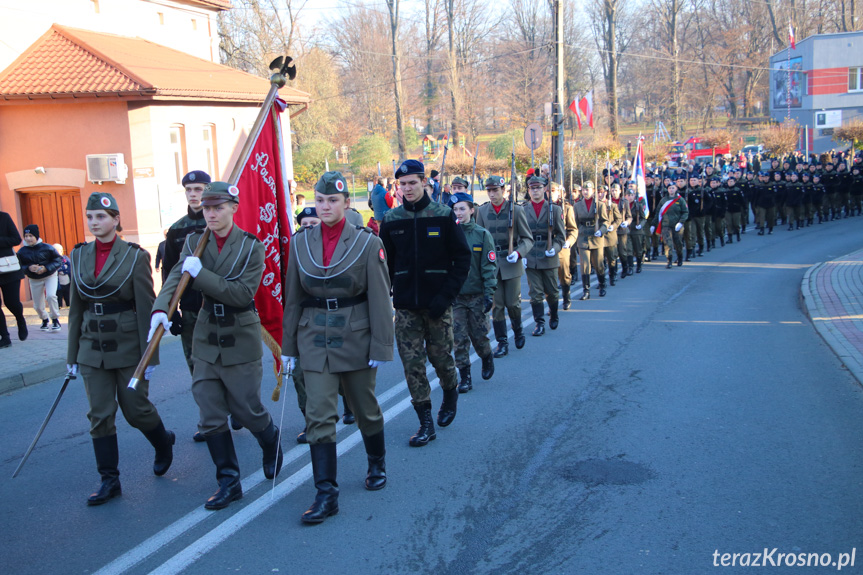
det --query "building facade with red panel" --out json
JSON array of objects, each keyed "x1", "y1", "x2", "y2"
[{"x1": 769, "y1": 31, "x2": 863, "y2": 155}]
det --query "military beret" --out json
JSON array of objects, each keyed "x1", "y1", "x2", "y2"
[
  {"x1": 182, "y1": 170, "x2": 211, "y2": 187},
  {"x1": 485, "y1": 175, "x2": 505, "y2": 188},
  {"x1": 813, "y1": 173, "x2": 821, "y2": 179},
  {"x1": 449, "y1": 192, "x2": 474, "y2": 207},
  {"x1": 314, "y1": 171, "x2": 349, "y2": 196},
  {"x1": 201, "y1": 181, "x2": 240, "y2": 205},
  {"x1": 86, "y1": 192, "x2": 119, "y2": 212},
  {"x1": 399, "y1": 160, "x2": 425, "y2": 178},
  {"x1": 801, "y1": 171, "x2": 811, "y2": 177},
  {"x1": 759, "y1": 171, "x2": 770, "y2": 176},
  {"x1": 527, "y1": 175, "x2": 548, "y2": 187},
  {"x1": 451, "y1": 177, "x2": 469, "y2": 188},
  {"x1": 296, "y1": 206, "x2": 318, "y2": 224},
  {"x1": 430, "y1": 169, "x2": 439, "y2": 179}
]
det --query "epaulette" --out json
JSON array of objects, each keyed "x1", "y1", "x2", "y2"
[
  {"x1": 74, "y1": 242, "x2": 88, "y2": 249},
  {"x1": 244, "y1": 231, "x2": 257, "y2": 240},
  {"x1": 191, "y1": 229, "x2": 205, "y2": 235},
  {"x1": 294, "y1": 226, "x2": 307, "y2": 234},
  {"x1": 127, "y1": 242, "x2": 142, "y2": 250},
  {"x1": 478, "y1": 201, "x2": 489, "y2": 206}
]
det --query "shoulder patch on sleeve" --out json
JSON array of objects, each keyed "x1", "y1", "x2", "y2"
[
  {"x1": 378, "y1": 248, "x2": 386, "y2": 262},
  {"x1": 488, "y1": 250, "x2": 496, "y2": 262}
]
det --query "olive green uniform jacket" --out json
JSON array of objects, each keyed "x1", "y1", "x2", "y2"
[
  {"x1": 475, "y1": 201, "x2": 534, "y2": 281},
  {"x1": 457, "y1": 220, "x2": 497, "y2": 298},
  {"x1": 573, "y1": 198, "x2": 609, "y2": 250}
]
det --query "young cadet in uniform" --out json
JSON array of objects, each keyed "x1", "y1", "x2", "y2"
[
  {"x1": 380, "y1": 160, "x2": 470, "y2": 447},
  {"x1": 282, "y1": 171, "x2": 394, "y2": 524},
  {"x1": 725, "y1": 175, "x2": 745, "y2": 242},
  {"x1": 573, "y1": 181, "x2": 609, "y2": 299},
  {"x1": 611, "y1": 183, "x2": 632, "y2": 277},
  {"x1": 67, "y1": 192, "x2": 175, "y2": 505},
  {"x1": 523, "y1": 175, "x2": 566, "y2": 336},
  {"x1": 784, "y1": 171, "x2": 805, "y2": 230},
  {"x1": 650, "y1": 182, "x2": 688, "y2": 268},
  {"x1": 475, "y1": 176, "x2": 533, "y2": 357},
  {"x1": 598, "y1": 185, "x2": 621, "y2": 287},
  {"x1": 448, "y1": 192, "x2": 496, "y2": 393},
  {"x1": 552, "y1": 183, "x2": 578, "y2": 309},
  {"x1": 686, "y1": 174, "x2": 707, "y2": 256},
  {"x1": 624, "y1": 187, "x2": 647, "y2": 273},
  {"x1": 150, "y1": 182, "x2": 283, "y2": 510}
]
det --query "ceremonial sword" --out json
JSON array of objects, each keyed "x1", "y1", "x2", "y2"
[{"x1": 12, "y1": 371, "x2": 76, "y2": 478}]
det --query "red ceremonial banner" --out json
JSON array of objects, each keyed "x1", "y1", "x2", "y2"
[{"x1": 233, "y1": 99, "x2": 292, "y2": 361}]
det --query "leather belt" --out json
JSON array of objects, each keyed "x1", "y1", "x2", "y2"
[
  {"x1": 203, "y1": 298, "x2": 256, "y2": 317},
  {"x1": 89, "y1": 301, "x2": 134, "y2": 315},
  {"x1": 300, "y1": 294, "x2": 368, "y2": 311}
]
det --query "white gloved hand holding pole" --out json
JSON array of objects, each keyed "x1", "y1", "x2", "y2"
[
  {"x1": 506, "y1": 252, "x2": 519, "y2": 264},
  {"x1": 181, "y1": 256, "x2": 202, "y2": 278},
  {"x1": 147, "y1": 312, "x2": 171, "y2": 342},
  {"x1": 674, "y1": 222, "x2": 684, "y2": 232}
]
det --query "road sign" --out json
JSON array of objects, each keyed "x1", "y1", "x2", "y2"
[{"x1": 524, "y1": 123, "x2": 542, "y2": 150}]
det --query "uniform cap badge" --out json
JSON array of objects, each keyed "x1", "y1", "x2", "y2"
[
  {"x1": 100, "y1": 196, "x2": 111, "y2": 208},
  {"x1": 228, "y1": 185, "x2": 240, "y2": 197}
]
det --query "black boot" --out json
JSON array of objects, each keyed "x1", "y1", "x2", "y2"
[
  {"x1": 768, "y1": 227, "x2": 773, "y2": 234},
  {"x1": 697, "y1": 244, "x2": 703, "y2": 257},
  {"x1": 609, "y1": 263, "x2": 617, "y2": 286},
  {"x1": 437, "y1": 386, "x2": 458, "y2": 427},
  {"x1": 635, "y1": 259, "x2": 642, "y2": 274},
  {"x1": 492, "y1": 320, "x2": 508, "y2": 358},
  {"x1": 677, "y1": 252, "x2": 683, "y2": 267},
  {"x1": 628, "y1": 256, "x2": 635, "y2": 274},
  {"x1": 598, "y1": 273, "x2": 607, "y2": 297},
  {"x1": 727, "y1": 233, "x2": 733, "y2": 244},
  {"x1": 580, "y1": 274, "x2": 590, "y2": 300},
  {"x1": 87, "y1": 435, "x2": 121, "y2": 506},
  {"x1": 511, "y1": 313, "x2": 526, "y2": 349},
  {"x1": 707, "y1": 239, "x2": 713, "y2": 250},
  {"x1": 547, "y1": 298, "x2": 559, "y2": 330},
  {"x1": 302, "y1": 442, "x2": 339, "y2": 523},
  {"x1": 562, "y1": 284, "x2": 571, "y2": 310},
  {"x1": 409, "y1": 401, "x2": 436, "y2": 447},
  {"x1": 685, "y1": 249, "x2": 691, "y2": 262},
  {"x1": 481, "y1": 354, "x2": 494, "y2": 380},
  {"x1": 15, "y1": 315, "x2": 27, "y2": 341},
  {"x1": 652, "y1": 246, "x2": 659, "y2": 259},
  {"x1": 342, "y1": 402, "x2": 355, "y2": 425},
  {"x1": 142, "y1": 420, "x2": 175, "y2": 477},
  {"x1": 758, "y1": 227, "x2": 764, "y2": 235},
  {"x1": 531, "y1": 302, "x2": 545, "y2": 336},
  {"x1": 719, "y1": 235, "x2": 725, "y2": 247},
  {"x1": 362, "y1": 430, "x2": 386, "y2": 491},
  {"x1": 666, "y1": 256, "x2": 673, "y2": 269},
  {"x1": 457, "y1": 366, "x2": 472, "y2": 393},
  {"x1": 204, "y1": 431, "x2": 243, "y2": 510},
  {"x1": 252, "y1": 421, "x2": 284, "y2": 480},
  {"x1": 737, "y1": 231, "x2": 741, "y2": 241}
]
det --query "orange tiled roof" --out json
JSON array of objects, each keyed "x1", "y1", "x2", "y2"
[{"x1": 0, "y1": 25, "x2": 310, "y2": 105}]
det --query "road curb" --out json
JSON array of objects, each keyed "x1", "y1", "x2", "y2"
[
  {"x1": 799, "y1": 257, "x2": 863, "y2": 388},
  {"x1": 0, "y1": 360, "x2": 68, "y2": 395}
]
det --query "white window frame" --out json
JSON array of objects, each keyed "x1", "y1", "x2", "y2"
[
  {"x1": 850, "y1": 67, "x2": 863, "y2": 92},
  {"x1": 169, "y1": 125, "x2": 187, "y2": 186}
]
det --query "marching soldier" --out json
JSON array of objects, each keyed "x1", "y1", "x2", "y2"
[
  {"x1": 552, "y1": 182, "x2": 578, "y2": 309},
  {"x1": 687, "y1": 174, "x2": 707, "y2": 256},
  {"x1": 151, "y1": 182, "x2": 283, "y2": 510},
  {"x1": 850, "y1": 165, "x2": 863, "y2": 216},
  {"x1": 599, "y1": 184, "x2": 622, "y2": 286},
  {"x1": 725, "y1": 175, "x2": 745, "y2": 243},
  {"x1": 448, "y1": 192, "x2": 496, "y2": 392},
  {"x1": 573, "y1": 181, "x2": 609, "y2": 299},
  {"x1": 380, "y1": 160, "x2": 471, "y2": 447},
  {"x1": 523, "y1": 175, "x2": 566, "y2": 335},
  {"x1": 476, "y1": 176, "x2": 533, "y2": 357},
  {"x1": 650, "y1": 182, "x2": 688, "y2": 268},
  {"x1": 710, "y1": 178, "x2": 727, "y2": 246},
  {"x1": 784, "y1": 171, "x2": 805, "y2": 230},
  {"x1": 68, "y1": 192, "x2": 175, "y2": 505},
  {"x1": 282, "y1": 171, "x2": 394, "y2": 524},
  {"x1": 611, "y1": 183, "x2": 633, "y2": 277},
  {"x1": 624, "y1": 186, "x2": 647, "y2": 274}
]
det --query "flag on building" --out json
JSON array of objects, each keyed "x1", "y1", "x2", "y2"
[
  {"x1": 633, "y1": 137, "x2": 649, "y2": 218},
  {"x1": 578, "y1": 91, "x2": 594, "y2": 129},
  {"x1": 788, "y1": 21, "x2": 796, "y2": 49},
  {"x1": 233, "y1": 98, "x2": 293, "y2": 371}
]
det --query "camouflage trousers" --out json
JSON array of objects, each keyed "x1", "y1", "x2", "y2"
[
  {"x1": 661, "y1": 228, "x2": 684, "y2": 260},
  {"x1": 452, "y1": 293, "x2": 492, "y2": 369},
  {"x1": 395, "y1": 307, "x2": 458, "y2": 404}
]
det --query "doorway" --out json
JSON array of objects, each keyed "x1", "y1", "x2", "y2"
[{"x1": 18, "y1": 188, "x2": 85, "y2": 255}]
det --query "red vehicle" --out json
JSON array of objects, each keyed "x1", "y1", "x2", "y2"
[
  {"x1": 684, "y1": 136, "x2": 731, "y2": 161},
  {"x1": 666, "y1": 142, "x2": 686, "y2": 166}
]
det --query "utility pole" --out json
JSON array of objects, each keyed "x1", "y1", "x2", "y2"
[{"x1": 551, "y1": 0, "x2": 565, "y2": 186}]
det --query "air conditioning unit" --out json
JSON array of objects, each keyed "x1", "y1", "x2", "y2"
[{"x1": 86, "y1": 153, "x2": 128, "y2": 184}]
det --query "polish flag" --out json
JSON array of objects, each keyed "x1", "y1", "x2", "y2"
[
  {"x1": 789, "y1": 21, "x2": 795, "y2": 49},
  {"x1": 569, "y1": 99, "x2": 582, "y2": 130},
  {"x1": 578, "y1": 91, "x2": 594, "y2": 129}
]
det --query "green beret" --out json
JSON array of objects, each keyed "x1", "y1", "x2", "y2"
[
  {"x1": 86, "y1": 192, "x2": 119, "y2": 212},
  {"x1": 451, "y1": 177, "x2": 469, "y2": 188},
  {"x1": 201, "y1": 181, "x2": 239, "y2": 205},
  {"x1": 527, "y1": 175, "x2": 548, "y2": 187},
  {"x1": 485, "y1": 175, "x2": 505, "y2": 188},
  {"x1": 314, "y1": 171, "x2": 349, "y2": 196}
]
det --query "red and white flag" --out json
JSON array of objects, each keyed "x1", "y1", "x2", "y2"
[
  {"x1": 578, "y1": 91, "x2": 594, "y2": 129},
  {"x1": 788, "y1": 21, "x2": 796, "y2": 49},
  {"x1": 233, "y1": 98, "x2": 293, "y2": 366},
  {"x1": 633, "y1": 137, "x2": 649, "y2": 218},
  {"x1": 569, "y1": 98, "x2": 582, "y2": 130}
]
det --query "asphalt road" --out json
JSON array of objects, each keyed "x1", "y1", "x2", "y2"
[{"x1": 2, "y1": 218, "x2": 862, "y2": 575}]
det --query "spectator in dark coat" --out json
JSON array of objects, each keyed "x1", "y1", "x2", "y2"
[
  {"x1": 371, "y1": 176, "x2": 391, "y2": 221},
  {"x1": 0, "y1": 211, "x2": 26, "y2": 346},
  {"x1": 16, "y1": 224, "x2": 63, "y2": 331}
]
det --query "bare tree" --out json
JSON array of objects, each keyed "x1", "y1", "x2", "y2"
[
  {"x1": 386, "y1": 0, "x2": 408, "y2": 160},
  {"x1": 590, "y1": 0, "x2": 632, "y2": 137},
  {"x1": 445, "y1": 0, "x2": 462, "y2": 140},
  {"x1": 424, "y1": 0, "x2": 445, "y2": 135}
]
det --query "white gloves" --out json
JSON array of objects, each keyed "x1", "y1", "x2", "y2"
[
  {"x1": 506, "y1": 252, "x2": 519, "y2": 264},
  {"x1": 368, "y1": 359, "x2": 388, "y2": 369},
  {"x1": 544, "y1": 248, "x2": 556, "y2": 257},
  {"x1": 281, "y1": 355, "x2": 296, "y2": 372},
  {"x1": 66, "y1": 364, "x2": 78, "y2": 376},
  {"x1": 144, "y1": 366, "x2": 156, "y2": 380},
  {"x1": 620, "y1": 222, "x2": 628, "y2": 229},
  {"x1": 562, "y1": 242, "x2": 570, "y2": 250},
  {"x1": 147, "y1": 312, "x2": 171, "y2": 342},
  {"x1": 607, "y1": 225, "x2": 614, "y2": 232},
  {"x1": 594, "y1": 230, "x2": 602, "y2": 237},
  {"x1": 182, "y1": 256, "x2": 202, "y2": 278},
  {"x1": 635, "y1": 224, "x2": 642, "y2": 230},
  {"x1": 650, "y1": 226, "x2": 656, "y2": 234},
  {"x1": 674, "y1": 222, "x2": 684, "y2": 232}
]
